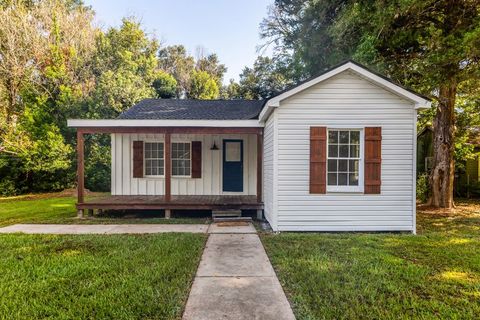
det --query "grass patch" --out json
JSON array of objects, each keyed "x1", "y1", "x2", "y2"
[
  {"x1": 0, "y1": 233, "x2": 207, "y2": 319},
  {"x1": 0, "y1": 195, "x2": 86, "y2": 226},
  {"x1": 0, "y1": 193, "x2": 210, "y2": 226},
  {"x1": 261, "y1": 201, "x2": 480, "y2": 319}
]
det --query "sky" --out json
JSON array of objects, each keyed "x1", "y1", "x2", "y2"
[{"x1": 83, "y1": 0, "x2": 274, "y2": 83}]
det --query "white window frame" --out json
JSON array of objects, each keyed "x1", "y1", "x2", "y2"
[
  {"x1": 171, "y1": 141, "x2": 192, "y2": 178},
  {"x1": 326, "y1": 127, "x2": 364, "y2": 193},
  {"x1": 143, "y1": 141, "x2": 165, "y2": 178}
]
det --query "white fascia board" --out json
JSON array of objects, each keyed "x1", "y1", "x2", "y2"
[
  {"x1": 67, "y1": 119, "x2": 263, "y2": 128},
  {"x1": 258, "y1": 62, "x2": 432, "y2": 120},
  {"x1": 414, "y1": 101, "x2": 432, "y2": 109},
  {"x1": 258, "y1": 103, "x2": 275, "y2": 123}
]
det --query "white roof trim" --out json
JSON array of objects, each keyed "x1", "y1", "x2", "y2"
[
  {"x1": 259, "y1": 62, "x2": 432, "y2": 122},
  {"x1": 67, "y1": 119, "x2": 263, "y2": 128}
]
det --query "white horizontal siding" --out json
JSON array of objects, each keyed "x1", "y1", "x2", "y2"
[
  {"x1": 111, "y1": 133, "x2": 257, "y2": 196},
  {"x1": 263, "y1": 114, "x2": 275, "y2": 227},
  {"x1": 275, "y1": 70, "x2": 415, "y2": 232}
]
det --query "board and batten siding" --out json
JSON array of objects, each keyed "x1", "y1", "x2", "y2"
[
  {"x1": 263, "y1": 113, "x2": 276, "y2": 228},
  {"x1": 111, "y1": 133, "x2": 257, "y2": 196},
  {"x1": 273, "y1": 70, "x2": 416, "y2": 232}
]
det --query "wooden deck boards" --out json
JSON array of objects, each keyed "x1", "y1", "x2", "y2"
[{"x1": 78, "y1": 195, "x2": 263, "y2": 210}]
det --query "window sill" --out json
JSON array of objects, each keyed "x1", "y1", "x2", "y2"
[
  {"x1": 135, "y1": 176, "x2": 194, "y2": 179},
  {"x1": 327, "y1": 187, "x2": 364, "y2": 193}
]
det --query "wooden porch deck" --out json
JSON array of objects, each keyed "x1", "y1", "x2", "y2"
[{"x1": 78, "y1": 195, "x2": 263, "y2": 210}]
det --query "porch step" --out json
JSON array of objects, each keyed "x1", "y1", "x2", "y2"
[
  {"x1": 212, "y1": 209, "x2": 242, "y2": 219},
  {"x1": 213, "y1": 216, "x2": 252, "y2": 223}
]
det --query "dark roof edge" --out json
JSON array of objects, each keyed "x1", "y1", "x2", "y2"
[{"x1": 265, "y1": 59, "x2": 432, "y2": 103}]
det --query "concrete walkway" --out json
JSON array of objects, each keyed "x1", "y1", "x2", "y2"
[
  {"x1": 0, "y1": 222, "x2": 258, "y2": 235},
  {"x1": 0, "y1": 222, "x2": 295, "y2": 319},
  {"x1": 183, "y1": 224, "x2": 295, "y2": 320},
  {"x1": 0, "y1": 223, "x2": 208, "y2": 234}
]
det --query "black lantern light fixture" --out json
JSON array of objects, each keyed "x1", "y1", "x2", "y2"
[{"x1": 210, "y1": 141, "x2": 219, "y2": 150}]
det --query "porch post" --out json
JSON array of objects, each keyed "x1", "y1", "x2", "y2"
[
  {"x1": 77, "y1": 130, "x2": 85, "y2": 217},
  {"x1": 165, "y1": 132, "x2": 171, "y2": 202},
  {"x1": 257, "y1": 131, "x2": 263, "y2": 203}
]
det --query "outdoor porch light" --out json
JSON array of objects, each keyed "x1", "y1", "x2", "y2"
[{"x1": 210, "y1": 141, "x2": 219, "y2": 150}]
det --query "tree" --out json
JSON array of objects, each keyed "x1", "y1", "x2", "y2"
[
  {"x1": 159, "y1": 45, "x2": 227, "y2": 98},
  {"x1": 261, "y1": 0, "x2": 480, "y2": 208},
  {"x1": 152, "y1": 71, "x2": 177, "y2": 98},
  {"x1": 187, "y1": 70, "x2": 219, "y2": 99},
  {"x1": 260, "y1": 0, "x2": 349, "y2": 81},
  {"x1": 158, "y1": 45, "x2": 195, "y2": 97},
  {"x1": 91, "y1": 18, "x2": 158, "y2": 116},
  {"x1": 0, "y1": 0, "x2": 96, "y2": 194},
  {"x1": 238, "y1": 56, "x2": 290, "y2": 99},
  {"x1": 220, "y1": 79, "x2": 242, "y2": 99},
  {"x1": 0, "y1": 0, "x2": 96, "y2": 124},
  {"x1": 195, "y1": 49, "x2": 227, "y2": 87}
]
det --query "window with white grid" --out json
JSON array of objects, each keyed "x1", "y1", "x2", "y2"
[
  {"x1": 144, "y1": 142, "x2": 164, "y2": 176},
  {"x1": 327, "y1": 129, "x2": 363, "y2": 191},
  {"x1": 172, "y1": 142, "x2": 191, "y2": 177}
]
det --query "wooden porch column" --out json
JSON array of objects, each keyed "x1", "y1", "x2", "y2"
[
  {"x1": 256, "y1": 131, "x2": 263, "y2": 220},
  {"x1": 257, "y1": 131, "x2": 263, "y2": 203},
  {"x1": 77, "y1": 130, "x2": 85, "y2": 217},
  {"x1": 165, "y1": 132, "x2": 171, "y2": 202}
]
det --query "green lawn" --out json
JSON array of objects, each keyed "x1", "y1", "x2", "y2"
[
  {"x1": 261, "y1": 200, "x2": 480, "y2": 320},
  {"x1": 0, "y1": 233, "x2": 207, "y2": 319},
  {"x1": 0, "y1": 193, "x2": 210, "y2": 226}
]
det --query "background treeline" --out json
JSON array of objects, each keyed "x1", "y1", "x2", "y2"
[
  {"x1": 1, "y1": 0, "x2": 479, "y2": 208},
  {"x1": 0, "y1": 0, "x2": 287, "y2": 196}
]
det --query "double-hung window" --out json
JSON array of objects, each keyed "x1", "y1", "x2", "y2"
[
  {"x1": 172, "y1": 142, "x2": 191, "y2": 177},
  {"x1": 144, "y1": 142, "x2": 164, "y2": 177},
  {"x1": 327, "y1": 129, "x2": 363, "y2": 192}
]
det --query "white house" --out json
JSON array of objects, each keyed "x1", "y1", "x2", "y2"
[{"x1": 68, "y1": 61, "x2": 431, "y2": 232}]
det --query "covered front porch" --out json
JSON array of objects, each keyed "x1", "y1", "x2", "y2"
[{"x1": 71, "y1": 121, "x2": 264, "y2": 218}]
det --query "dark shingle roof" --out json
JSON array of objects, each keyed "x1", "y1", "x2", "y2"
[{"x1": 118, "y1": 99, "x2": 266, "y2": 120}]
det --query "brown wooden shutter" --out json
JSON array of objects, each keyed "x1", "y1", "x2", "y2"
[
  {"x1": 191, "y1": 141, "x2": 202, "y2": 178},
  {"x1": 364, "y1": 127, "x2": 382, "y2": 194},
  {"x1": 310, "y1": 127, "x2": 327, "y2": 194},
  {"x1": 132, "y1": 141, "x2": 144, "y2": 178}
]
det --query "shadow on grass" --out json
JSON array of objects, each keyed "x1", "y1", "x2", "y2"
[{"x1": 64, "y1": 209, "x2": 213, "y2": 225}]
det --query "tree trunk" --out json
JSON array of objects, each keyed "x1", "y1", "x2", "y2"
[
  {"x1": 430, "y1": 83, "x2": 456, "y2": 209},
  {"x1": 5, "y1": 77, "x2": 18, "y2": 125}
]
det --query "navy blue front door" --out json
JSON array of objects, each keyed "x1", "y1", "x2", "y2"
[{"x1": 223, "y1": 140, "x2": 243, "y2": 192}]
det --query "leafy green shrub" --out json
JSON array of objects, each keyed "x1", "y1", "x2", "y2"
[
  {"x1": 416, "y1": 173, "x2": 430, "y2": 203},
  {"x1": 0, "y1": 179, "x2": 17, "y2": 197},
  {"x1": 84, "y1": 136, "x2": 111, "y2": 192}
]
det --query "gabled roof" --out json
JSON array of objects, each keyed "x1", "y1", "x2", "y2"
[
  {"x1": 118, "y1": 99, "x2": 265, "y2": 120},
  {"x1": 259, "y1": 60, "x2": 432, "y2": 122}
]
